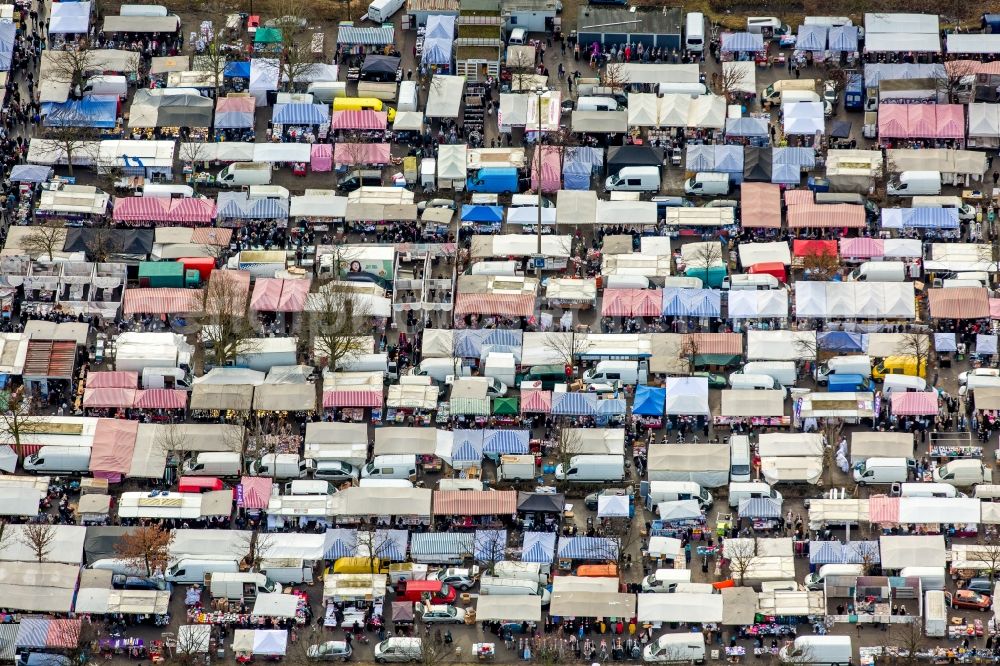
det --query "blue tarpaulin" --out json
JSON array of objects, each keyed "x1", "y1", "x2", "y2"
[
  {"x1": 771, "y1": 163, "x2": 801, "y2": 185},
  {"x1": 461, "y1": 205, "x2": 504, "y2": 223},
  {"x1": 224, "y1": 61, "x2": 251, "y2": 78},
  {"x1": 773, "y1": 146, "x2": 815, "y2": 168},
  {"x1": 562, "y1": 148, "x2": 603, "y2": 190},
  {"x1": 42, "y1": 97, "x2": 119, "y2": 128},
  {"x1": 632, "y1": 385, "x2": 665, "y2": 416},
  {"x1": 817, "y1": 331, "x2": 864, "y2": 351},
  {"x1": 726, "y1": 117, "x2": 768, "y2": 137},
  {"x1": 453, "y1": 328, "x2": 522, "y2": 357},
  {"x1": 522, "y1": 532, "x2": 556, "y2": 563},
  {"x1": 272, "y1": 103, "x2": 329, "y2": 125}
]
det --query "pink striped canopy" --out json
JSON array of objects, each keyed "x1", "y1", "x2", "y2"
[
  {"x1": 783, "y1": 189, "x2": 813, "y2": 206},
  {"x1": 323, "y1": 390, "x2": 383, "y2": 408},
  {"x1": 113, "y1": 197, "x2": 216, "y2": 225},
  {"x1": 520, "y1": 389, "x2": 552, "y2": 413},
  {"x1": 239, "y1": 476, "x2": 273, "y2": 510},
  {"x1": 601, "y1": 289, "x2": 663, "y2": 317},
  {"x1": 878, "y1": 104, "x2": 966, "y2": 139},
  {"x1": 250, "y1": 277, "x2": 312, "y2": 312},
  {"x1": 83, "y1": 387, "x2": 136, "y2": 408},
  {"x1": 530, "y1": 146, "x2": 561, "y2": 194},
  {"x1": 86, "y1": 371, "x2": 138, "y2": 389},
  {"x1": 868, "y1": 495, "x2": 899, "y2": 524},
  {"x1": 334, "y1": 142, "x2": 391, "y2": 166},
  {"x1": 840, "y1": 237, "x2": 883, "y2": 259},
  {"x1": 310, "y1": 143, "x2": 332, "y2": 172},
  {"x1": 331, "y1": 110, "x2": 388, "y2": 130},
  {"x1": 890, "y1": 391, "x2": 938, "y2": 416},
  {"x1": 134, "y1": 389, "x2": 188, "y2": 409},
  {"x1": 123, "y1": 287, "x2": 202, "y2": 315},
  {"x1": 787, "y1": 204, "x2": 865, "y2": 228},
  {"x1": 89, "y1": 418, "x2": 138, "y2": 477},
  {"x1": 455, "y1": 293, "x2": 535, "y2": 317},
  {"x1": 991, "y1": 299, "x2": 1000, "y2": 319}
]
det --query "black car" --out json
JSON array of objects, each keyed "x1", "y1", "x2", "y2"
[{"x1": 966, "y1": 578, "x2": 994, "y2": 595}]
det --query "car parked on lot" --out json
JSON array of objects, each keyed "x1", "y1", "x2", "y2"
[
  {"x1": 946, "y1": 590, "x2": 992, "y2": 610},
  {"x1": 965, "y1": 578, "x2": 994, "y2": 595},
  {"x1": 417, "y1": 605, "x2": 466, "y2": 624},
  {"x1": 307, "y1": 641, "x2": 353, "y2": 661}
]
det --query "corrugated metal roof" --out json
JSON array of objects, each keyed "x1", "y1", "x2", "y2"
[{"x1": 22, "y1": 340, "x2": 76, "y2": 379}]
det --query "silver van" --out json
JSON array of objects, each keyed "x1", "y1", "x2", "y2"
[
  {"x1": 362, "y1": 455, "x2": 417, "y2": 480},
  {"x1": 374, "y1": 637, "x2": 422, "y2": 663},
  {"x1": 605, "y1": 166, "x2": 660, "y2": 192},
  {"x1": 729, "y1": 436, "x2": 752, "y2": 483}
]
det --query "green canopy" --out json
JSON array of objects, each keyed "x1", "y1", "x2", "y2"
[
  {"x1": 694, "y1": 353, "x2": 741, "y2": 368},
  {"x1": 254, "y1": 27, "x2": 282, "y2": 44},
  {"x1": 492, "y1": 397, "x2": 519, "y2": 415}
]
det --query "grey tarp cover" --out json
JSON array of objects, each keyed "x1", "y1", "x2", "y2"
[
  {"x1": 83, "y1": 526, "x2": 134, "y2": 564},
  {"x1": 251, "y1": 383, "x2": 317, "y2": 411},
  {"x1": 549, "y1": 592, "x2": 636, "y2": 618},
  {"x1": 607, "y1": 145, "x2": 664, "y2": 169},
  {"x1": 129, "y1": 89, "x2": 214, "y2": 128},
  {"x1": 190, "y1": 384, "x2": 254, "y2": 411},
  {"x1": 721, "y1": 587, "x2": 758, "y2": 625},
  {"x1": 517, "y1": 492, "x2": 564, "y2": 513},
  {"x1": 743, "y1": 147, "x2": 772, "y2": 181}
]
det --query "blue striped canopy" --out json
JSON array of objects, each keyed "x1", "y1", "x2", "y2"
[
  {"x1": 483, "y1": 430, "x2": 529, "y2": 455},
  {"x1": 324, "y1": 528, "x2": 358, "y2": 559},
  {"x1": 452, "y1": 430, "x2": 485, "y2": 461},
  {"x1": 522, "y1": 532, "x2": 556, "y2": 563},
  {"x1": 773, "y1": 146, "x2": 815, "y2": 168},
  {"x1": 686, "y1": 145, "x2": 714, "y2": 172},
  {"x1": 551, "y1": 392, "x2": 597, "y2": 415},
  {"x1": 558, "y1": 536, "x2": 619, "y2": 561},
  {"x1": 738, "y1": 497, "x2": 782, "y2": 518},
  {"x1": 374, "y1": 529, "x2": 409, "y2": 561},
  {"x1": 771, "y1": 163, "x2": 801, "y2": 185},
  {"x1": 15, "y1": 619, "x2": 51, "y2": 649},
  {"x1": 217, "y1": 192, "x2": 289, "y2": 219},
  {"x1": 0, "y1": 22, "x2": 14, "y2": 71},
  {"x1": 721, "y1": 32, "x2": 764, "y2": 52},
  {"x1": 796, "y1": 24, "x2": 827, "y2": 51},
  {"x1": 411, "y1": 532, "x2": 474, "y2": 559},
  {"x1": 828, "y1": 25, "x2": 859, "y2": 51},
  {"x1": 474, "y1": 529, "x2": 508, "y2": 561},
  {"x1": 337, "y1": 25, "x2": 394, "y2": 46},
  {"x1": 596, "y1": 399, "x2": 626, "y2": 416},
  {"x1": 272, "y1": 103, "x2": 329, "y2": 125},
  {"x1": 715, "y1": 145, "x2": 744, "y2": 173},
  {"x1": 662, "y1": 288, "x2": 721, "y2": 317},
  {"x1": 809, "y1": 540, "x2": 880, "y2": 565}
]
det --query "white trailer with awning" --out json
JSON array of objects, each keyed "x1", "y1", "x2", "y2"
[
  {"x1": 951, "y1": 544, "x2": 1000, "y2": 570},
  {"x1": 304, "y1": 422, "x2": 368, "y2": 463},
  {"x1": 118, "y1": 491, "x2": 203, "y2": 519},
  {"x1": 799, "y1": 392, "x2": 874, "y2": 420}
]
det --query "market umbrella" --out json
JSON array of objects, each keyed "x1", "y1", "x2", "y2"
[{"x1": 492, "y1": 397, "x2": 519, "y2": 415}]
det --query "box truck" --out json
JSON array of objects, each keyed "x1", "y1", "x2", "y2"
[
  {"x1": 498, "y1": 454, "x2": 536, "y2": 481},
  {"x1": 466, "y1": 167, "x2": 524, "y2": 194}
]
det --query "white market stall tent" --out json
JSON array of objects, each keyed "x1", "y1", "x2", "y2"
[
  {"x1": 794, "y1": 282, "x2": 916, "y2": 320},
  {"x1": 727, "y1": 290, "x2": 788, "y2": 319},
  {"x1": 476, "y1": 595, "x2": 541, "y2": 621},
  {"x1": 747, "y1": 330, "x2": 816, "y2": 361},
  {"x1": 880, "y1": 534, "x2": 945, "y2": 569},
  {"x1": 637, "y1": 593, "x2": 723, "y2": 623},
  {"x1": 426, "y1": 75, "x2": 466, "y2": 118},
  {"x1": 897, "y1": 497, "x2": 980, "y2": 525},
  {"x1": 664, "y1": 377, "x2": 710, "y2": 416},
  {"x1": 720, "y1": 390, "x2": 785, "y2": 418}
]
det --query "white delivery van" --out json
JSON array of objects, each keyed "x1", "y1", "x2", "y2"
[
  {"x1": 814, "y1": 355, "x2": 872, "y2": 384},
  {"x1": 926, "y1": 590, "x2": 947, "y2": 637},
  {"x1": 685, "y1": 12, "x2": 705, "y2": 52},
  {"x1": 933, "y1": 459, "x2": 993, "y2": 486},
  {"x1": 643, "y1": 633, "x2": 706, "y2": 663},
  {"x1": 848, "y1": 261, "x2": 906, "y2": 282},
  {"x1": 166, "y1": 559, "x2": 239, "y2": 584},
  {"x1": 779, "y1": 636, "x2": 852, "y2": 666},
  {"x1": 216, "y1": 162, "x2": 272, "y2": 187},
  {"x1": 853, "y1": 457, "x2": 910, "y2": 485},
  {"x1": 738, "y1": 362, "x2": 797, "y2": 386},
  {"x1": 285, "y1": 479, "x2": 333, "y2": 495},
  {"x1": 729, "y1": 373, "x2": 785, "y2": 394},
  {"x1": 142, "y1": 183, "x2": 195, "y2": 199},
  {"x1": 894, "y1": 482, "x2": 961, "y2": 498},
  {"x1": 373, "y1": 637, "x2": 423, "y2": 663},
  {"x1": 887, "y1": 171, "x2": 942, "y2": 196},
  {"x1": 209, "y1": 572, "x2": 281, "y2": 600},
  {"x1": 722, "y1": 274, "x2": 780, "y2": 290},
  {"x1": 899, "y1": 566, "x2": 945, "y2": 591},
  {"x1": 83, "y1": 75, "x2": 128, "y2": 98},
  {"x1": 141, "y1": 367, "x2": 192, "y2": 390},
  {"x1": 397, "y1": 81, "x2": 418, "y2": 112},
  {"x1": 249, "y1": 454, "x2": 311, "y2": 479},
  {"x1": 362, "y1": 454, "x2": 417, "y2": 480},
  {"x1": 641, "y1": 568, "x2": 693, "y2": 593},
  {"x1": 576, "y1": 96, "x2": 619, "y2": 111},
  {"x1": 306, "y1": 81, "x2": 347, "y2": 103},
  {"x1": 728, "y1": 482, "x2": 783, "y2": 508},
  {"x1": 483, "y1": 352, "x2": 516, "y2": 388},
  {"x1": 336, "y1": 353, "x2": 389, "y2": 375},
  {"x1": 413, "y1": 357, "x2": 469, "y2": 384},
  {"x1": 507, "y1": 27, "x2": 527, "y2": 45},
  {"x1": 23, "y1": 446, "x2": 92, "y2": 474},
  {"x1": 494, "y1": 561, "x2": 549, "y2": 584},
  {"x1": 366, "y1": 0, "x2": 404, "y2": 22},
  {"x1": 582, "y1": 360, "x2": 648, "y2": 385},
  {"x1": 181, "y1": 452, "x2": 242, "y2": 477},
  {"x1": 478, "y1": 576, "x2": 551, "y2": 604},
  {"x1": 554, "y1": 454, "x2": 626, "y2": 483},
  {"x1": 469, "y1": 261, "x2": 518, "y2": 277},
  {"x1": 604, "y1": 275, "x2": 651, "y2": 289},
  {"x1": 729, "y1": 436, "x2": 752, "y2": 483},
  {"x1": 805, "y1": 564, "x2": 863, "y2": 590},
  {"x1": 684, "y1": 172, "x2": 730, "y2": 196},
  {"x1": 605, "y1": 166, "x2": 661, "y2": 192},
  {"x1": 881, "y1": 375, "x2": 928, "y2": 396},
  {"x1": 648, "y1": 481, "x2": 713, "y2": 509}
]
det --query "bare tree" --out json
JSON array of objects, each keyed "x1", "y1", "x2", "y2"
[
  {"x1": 685, "y1": 242, "x2": 724, "y2": 284},
  {"x1": 34, "y1": 125, "x2": 98, "y2": 177},
  {"x1": 855, "y1": 541, "x2": 881, "y2": 576},
  {"x1": 888, "y1": 618, "x2": 925, "y2": 666},
  {"x1": 542, "y1": 332, "x2": 585, "y2": 378},
  {"x1": 801, "y1": 248, "x2": 841, "y2": 281},
  {"x1": 717, "y1": 62, "x2": 750, "y2": 103},
  {"x1": 938, "y1": 60, "x2": 979, "y2": 103},
  {"x1": 19, "y1": 522, "x2": 57, "y2": 562},
  {"x1": 355, "y1": 530, "x2": 397, "y2": 573},
  {"x1": 505, "y1": 46, "x2": 537, "y2": 93},
  {"x1": 821, "y1": 63, "x2": 849, "y2": 111},
  {"x1": 20, "y1": 221, "x2": 67, "y2": 261},
  {"x1": 334, "y1": 133, "x2": 372, "y2": 171},
  {"x1": 42, "y1": 45, "x2": 102, "y2": 99},
  {"x1": 237, "y1": 529, "x2": 275, "y2": 571},
  {"x1": 419, "y1": 629, "x2": 457, "y2": 666},
  {"x1": 962, "y1": 544, "x2": 1000, "y2": 582},
  {"x1": 262, "y1": 6, "x2": 321, "y2": 92},
  {"x1": 81, "y1": 227, "x2": 125, "y2": 263},
  {"x1": 306, "y1": 282, "x2": 374, "y2": 369},
  {"x1": 894, "y1": 333, "x2": 932, "y2": 380},
  {"x1": 553, "y1": 427, "x2": 583, "y2": 492},
  {"x1": 821, "y1": 418, "x2": 844, "y2": 487},
  {"x1": 178, "y1": 140, "x2": 215, "y2": 194},
  {"x1": 193, "y1": 0, "x2": 238, "y2": 94},
  {"x1": 0, "y1": 387, "x2": 51, "y2": 459},
  {"x1": 194, "y1": 271, "x2": 259, "y2": 368},
  {"x1": 473, "y1": 529, "x2": 507, "y2": 576},
  {"x1": 114, "y1": 524, "x2": 174, "y2": 577},
  {"x1": 601, "y1": 62, "x2": 631, "y2": 91},
  {"x1": 679, "y1": 336, "x2": 700, "y2": 375},
  {"x1": 723, "y1": 538, "x2": 758, "y2": 585}
]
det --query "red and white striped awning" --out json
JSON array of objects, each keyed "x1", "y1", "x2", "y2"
[
  {"x1": 86, "y1": 371, "x2": 138, "y2": 389},
  {"x1": 239, "y1": 476, "x2": 273, "y2": 510},
  {"x1": 134, "y1": 389, "x2": 188, "y2": 410},
  {"x1": 520, "y1": 389, "x2": 552, "y2": 414},
  {"x1": 250, "y1": 278, "x2": 312, "y2": 312},
  {"x1": 113, "y1": 196, "x2": 216, "y2": 225},
  {"x1": 784, "y1": 189, "x2": 813, "y2": 206},
  {"x1": 840, "y1": 237, "x2": 883, "y2": 259},
  {"x1": 455, "y1": 293, "x2": 535, "y2": 317},
  {"x1": 333, "y1": 142, "x2": 391, "y2": 166},
  {"x1": 687, "y1": 333, "x2": 743, "y2": 356},
  {"x1": 83, "y1": 388, "x2": 136, "y2": 408},
  {"x1": 331, "y1": 110, "x2": 388, "y2": 130},
  {"x1": 928, "y1": 287, "x2": 990, "y2": 319},
  {"x1": 322, "y1": 390, "x2": 384, "y2": 408},
  {"x1": 787, "y1": 204, "x2": 865, "y2": 229},
  {"x1": 123, "y1": 288, "x2": 202, "y2": 315},
  {"x1": 991, "y1": 299, "x2": 1000, "y2": 319},
  {"x1": 433, "y1": 490, "x2": 517, "y2": 516},
  {"x1": 890, "y1": 391, "x2": 938, "y2": 416},
  {"x1": 868, "y1": 496, "x2": 899, "y2": 524}
]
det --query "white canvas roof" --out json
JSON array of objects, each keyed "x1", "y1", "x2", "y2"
[
  {"x1": 549, "y1": 592, "x2": 635, "y2": 619},
  {"x1": 333, "y1": 486, "x2": 432, "y2": 517},
  {"x1": 437, "y1": 144, "x2": 467, "y2": 180},
  {"x1": 739, "y1": 241, "x2": 792, "y2": 266},
  {"x1": 760, "y1": 458, "x2": 823, "y2": 484},
  {"x1": 688, "y1": 95, "x2": 727, "y2": 128},
  {"x1": 0, "y1": 562, "x2": 78, "y2": 612},
  {"x1": 637, "y1": 593, "x2": 723, "y2": 623},
  {"x1": 556, "y1": 190, "x2": 597, "y2": 226},
  {"x1": 289, "y1": 194, "x2": 348, "y2": 218},
  {"x1": 0, "y1": 525, "x2": 85, "y2": 564},
  {"x1": 470, "y1": 234, "x2": 572, "y2": 258},
  {"x1": 880, "y1": 534, "x2": 945, "y2": 569},
  {"x1": 794, "y1": 282, "x2": 915, "y2": 319},
  {"x1": 758, "y1": 590, "x2": 825, "y2": 616},
  {"x1": 720, "y1": 390, "x2": 785, "y2": 417},
  {"x1": 758, "y1": 433, "x2": 825, "y2": 457},
  {"x1": 596, "y1": 200, "x2": 657, "y2": 226},
  {"x1": 968, "y1": 103, "x2": 1000, "y2": 138},
  {"x1": 476, "y1": 595, "x2": 541, "y2": 621},
  {"x1": 728, "y1": 289, "x2": 788, "y2": 319},
  {"x1": 619, "y1": 63, "x2": 699, "y2": 84},
  {"x1": 663, "y1": 376, "x2": 709, "y2": 416},
  {"x1": 374, "y1": 427, "x2": 443, "y2": 456},
  {"x1": 252, "y1": 593, "x2": 300, "y2": 618},
  {"x1": 75, "y1": 588, "x2": 170, "y2": 615},
  {"x1": 425, "y1": 75, "x2": 465, "y2": 118},
  {"x1": 897, "y1": 497, "x2": 980, "y2": 525},
  {"x1": 170, "y1": 529, "x2": 251, "y2": 561},
  {"x1": 851, "y1": 432, "x2": 913, "y2": 463},
  {"x1": 948, "y1": 34, "x2": 1000, "y2": 54},
  {"x1": 627, "y1": 93, "x2": 658, "y2": 127},
  {"x1": 807, "y1": 499, "x2": 870, "y2": 527},
  {"x1": 647, "y1": 444, "x2": 729, "y2": 474},
  {"x1": 563, "y1": 428, "x2": 626, "y2": 455},
  {"x1": 747, "y1": 330, "x2": 815, "y2": 360}
]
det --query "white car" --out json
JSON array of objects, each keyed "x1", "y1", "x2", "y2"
[
  {"x1": 416, "y1": 198, "x2": 456, "y2": 212},
  {"x1": 959, "y1": 368, "x2": 1000, "y2": 385},
  {"x1": 417, "y1": 605, "x2": 466, "y2": 624}
]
